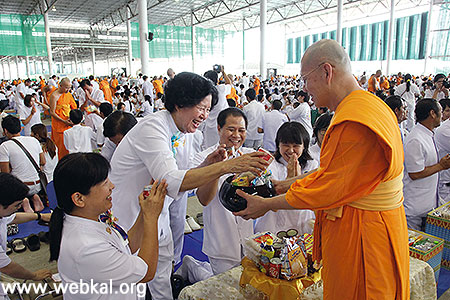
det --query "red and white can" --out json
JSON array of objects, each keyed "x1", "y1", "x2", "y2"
[
  {"x1": 257, "y1": 148, "x2": 274, "y2": 164},
  {"x1": 143, "y1": 185, "x2": 152, "y2": 198},
  {"x1": 268, "y1": 258, "x2": 282, "y2": 278}
]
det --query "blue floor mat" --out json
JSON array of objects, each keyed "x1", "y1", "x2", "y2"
[
  {"x1": 175, "y1": 229, "x2": 209, "y2": 271},
  {"x1": 438, "y1": 268, "x2": 450, "y2": 298},
  {"x1": 7, "y1": 207, "x2": 52, "y2": 241}
]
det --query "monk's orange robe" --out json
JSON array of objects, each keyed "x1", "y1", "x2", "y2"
[
  {"x1": 254, "y1": 78, "x2": 261, "y2": 95},
  {"x1": 39, "y1": 79, "x2": 45, "y2": 91},
  {"x1": 99, "y1": 80, "x2": 113, "y2": 104},
  {"x1": 51, "y1": 92, "x2": 77, "y2": 159},
  {"x1": 43, "y1": 86, "x2": 56, "y2": 116},
  {"x1": 226, "y1": 87, "x2": 239, "y2": 101},
  {"x1": 111, "y1": 78, "x2": 119, "y2": 95},
  {"x1": 152, "y1": 79, "x2": 164, "y2": 95},
  {"x1": 381, "y1": 79, "x2": 390, "y2": 91},
  {"x1": 286, "y1": 90, "x2": 409, "y2": 300},
  {"x1": 368, "y1": 75, "x2": 379, "y2": 93}
]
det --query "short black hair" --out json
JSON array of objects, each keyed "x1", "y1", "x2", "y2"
[
  {"x1": 144, "y1": 95, "x2": 151, "y2": 102},
  {"x1": 103, "y1": 111, "x2": 137, "y2": 138},
  {"x1": 2, "y1": 115, "x2": 21, "y2": 134},
  {"x1": 164, "y1": 72, "x2": 218, "y2": 113},
  {"x1": 24, "y1": 94, "x2": 33, "y2": 107},
  {"x1": 0, "y1": 173, "x2": 29, "y2": 208},
  {"x1": 439, "y1": 98, "x2": 450, "y2": 111},
  {"x1": 69, "y1": 109, "x2": 83, "y2": 124},
  {"x1": 415, "y1": 98, "x2": 440, "y2": 123},
  {"x1": 204, "y1": 70, "x2": 218, "y2": 85},
  {"x1": 434, "y1": 74, "x2": 446, "y2": 83},
  {"x1": 143, "y1": 75, "x2": 148, "y2": 81},
  {"x1": 99, "y1": 102, "x2": 113, "y2": 118},
  {"x1": 385, "y1": 95, "x2": 404, "y2": 112},
  {"x1": 272, "y1": 100, "x2": 282, "y2": 110},
  {"x1": 80, "y1": 79, "x2": 92, "y2": 88},
  {"x1": 217, "y1": 107, "x2": 248, "y2": 129},
  {"x1": 117, "y1": 102, "x2": 125, "y2": 110},
  {"x1": 89, "y1": 75, "x2": 94, "y2": 81},
  {"x1": 313, "y1": 113, "x2": 332, "y2": 138},
  {"x1": 245, "y1": 88, "x2": 256, "y2": 101},
  {"x1": 298, "y1": 90, "x2": 309, "y2": 102}
]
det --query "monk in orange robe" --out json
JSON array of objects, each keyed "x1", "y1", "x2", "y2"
[
  {"x1": 49, "y1": 78, "x2": 77, "y2": 159},
  {"x1": 368, "y1": 70, "x2": 381, "y2": 93},
  {"x1": 42, "y1": 85, "x2": 56, "y2": 118},
  {"x1": 110, "y1": 75, "x2": 119, "y2": 95},
  {"x1": 253, "y1": 76, "x2": 261, "y2": 95},
  {"x1": 226, "y1": 86, "x2": 239, "y2": 103},
  {"x1": 235, "y1": 39, "x2": 409, "y2": 300},
  {"x1": 99, "y1": 78, "x2": 113, "y2": 104},
  {"x1": 152, "y1": 76, "x2": 164, "y2": 95}
]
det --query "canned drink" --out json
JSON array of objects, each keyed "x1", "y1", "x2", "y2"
[
  {"x1": 257, "y1": 148, "x2": 274, "y2": 164},
  {"x1": 143, "y1": 185, "x2": 153, "y2": 198},
  {"x1": 268, "y1": 258, "x2": 282, "y2": 278},
  {"x1": 287, "y1": 229, "x2": 298, "y2": 238},
  {"x1": 277, "y1": 231, "x2": 287, "y2": 239},
  {"x1": 259, "y1": 255, "x2": 270, "y2": 274},
  {"x1": 226, "y1": 146, "x2": 236, "y2": 158},
  {"x1": 273, "y1": 242, "x2": 284, "y2": 258}
]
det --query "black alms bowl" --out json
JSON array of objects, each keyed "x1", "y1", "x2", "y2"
[{"x1": 219, "y1": 175, "x2": 277, "y2": 212}]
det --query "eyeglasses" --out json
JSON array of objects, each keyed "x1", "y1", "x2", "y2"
[{"x1": 300, "y1": 62, "x2": 326, "y2": 84}]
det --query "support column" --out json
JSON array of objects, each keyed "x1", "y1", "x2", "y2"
[
  {"x1": 25, "y1": 56, "x2": 30, "y2": 78},
  {"x1": 242, "y1": 19, "x2": 245, "y2": 72},
  {"x1": 8, "y1": 59, "x2": 12, "y2": 80},
  {"x1": 259, "y1": 0, "x2": 267, "y2": 80},
  {"x1": 386, "y1": 0, "x2": 395, "y2": 76},
  {"x1": 34, "y1": 60, "x2": 38, "y2": 75},
  {"x1": 423, "y1": 0, "x2": 433, "y2": 75},
  {"x1": 137, "y1": 0, "x2": 150, "y2": 75},
  {"x1": 41, "y1": 60, "x2": 44, "y2": 75},
  {"x1": 91, "y1": 48, "x2": 96, "y2": 77},
  {"x1": 336, "y1": 0, "x2": 343, "y2": 44},
  {"x1": 41, "y1": 0, "x2": 53, "y2": 75},
  {"x1": 61, "y1": 55, "x2": 64, "y2": 74},
  {"x1": 107, "y1": 53, "x2": 110, "y2": 76},
  {"x1": 15, "y1": 56, "x2": 20, "y2": 79},
  {"x1": 1, "y1": 61, "x2": 5, "y2": 79},
  {"x1": 126, "y1": 9, "x2": 133, "y2": 77},
  {"x1": 74, "y1": 53, "x2": 78, "y2": 74},
  {"x1": 191, "y1": 12, "x2": 196, "y2": 73}
]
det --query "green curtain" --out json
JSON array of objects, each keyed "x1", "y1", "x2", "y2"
[
  {"x1": 321, "y1": 32, "x2": 328, "y2": 40},
  {"x1": 287, "y1": 38, "x2": 294, "y2": 64},
  {"x1": 341, "y1": 28, "x2": 347, "y2": 49},
  {"x1": 303, "y1": 35, "x2": 311, "y2": 53},
  {"x1": 330, "y1": 30, "x2": 336, "y2": 40},
  {"x1": 431, "y1": 2, "x2": 450, "y2": 62},
  {"x1": 381, "y1": 20, "x2": 389, "y2": 60},
  {"x1": 312, "y1": 34, "x2": 319, "y2": 43},
  {"x1": 359, "y1": 25, "x2": 368, "y2": 61},
  {"x1": 369, "y1": 23, "x2": 379, "y2": 61},
  {"x1": 418, "y1": 12, "x2": 428, "y2": 59},
  {"x1": 406, "y1": 14, "x2": 419, "y2": 59},
  {"x1": 349, "y1": 26, "x2": 357, "y2": 61},
  {"x1": 394, "y1": 17, "x2": 409, "y2": 60},
  {"x1": 295, "y1": 37, "x2": 302, "y2": 63},
  {"x1": 0, "y1": 14, "x2": 47, "y2": 56}
]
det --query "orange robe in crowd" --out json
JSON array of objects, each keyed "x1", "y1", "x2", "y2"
[
  {"x1": 51, "y1": 92, "x2": 77, "y2": 159},
  {"x1": 43, "y1": 86, "x2": 56, "y2": 117},
  {"x1": 153, "y1": 79, "x2": 164, "y2": 95},
  {"x1": 111, "y1": 78, "x2": 119, "y2": 95},
  {"x1": 286, "y1": 90, "x2": 409, "y2": 300},
  {"x1": 368, "y1": 75, "x2": 379, "y2": 93},
  {"x1": 226, "y1": 87, "x2": 239, "y2": 102},
  {"x1": 99, "y1": 80, "x2": 113, "y2": 104},
  {"x1": 254, "y1": 78, "x2": 261, "y2": 95},
  {"x1": 381, "y1": 79, "x2": 390, "y2": 91},
  {"x1": 39, "y1": 79, "x2": 45, "y2": 91}
]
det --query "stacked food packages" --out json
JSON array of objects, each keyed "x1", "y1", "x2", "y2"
[
  {"x1": 244, "y1": 231, "x2": 320, "y2": 280},
  {"x1": 231, "y1": 148, "x2": 274, "y2": 187}
]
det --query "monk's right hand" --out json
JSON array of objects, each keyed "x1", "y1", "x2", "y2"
[{"x1": 233, "y1": 189, "x2": 271, "y2": 220}]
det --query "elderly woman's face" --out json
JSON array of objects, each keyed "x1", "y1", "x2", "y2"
[{"x1": 174, "y1": 95, "x2": 211, "y2": 133}]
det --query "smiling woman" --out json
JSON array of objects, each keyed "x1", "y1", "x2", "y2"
[{"x1": 49, "y1": 153, "x2": 168, "y2": 300}]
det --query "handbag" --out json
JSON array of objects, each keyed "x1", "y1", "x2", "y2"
[{"x1": 10, "y1": 138, "x2": 48, "y2": 196}]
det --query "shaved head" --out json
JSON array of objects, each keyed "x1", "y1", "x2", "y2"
[
  {"x1": 302, "y1": 39, "x2": 352, "y2": 73},
  {"x1": 60, "y1": 77, "x2": 71, "y2": 85}
]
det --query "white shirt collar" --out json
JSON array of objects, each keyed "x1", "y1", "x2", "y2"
[
  {"x1": 164, "y1": 110, "x2": 183, "y2": 138},
  {"x1": 416, "y1": 123, "x2": 434, "y2": 137}
]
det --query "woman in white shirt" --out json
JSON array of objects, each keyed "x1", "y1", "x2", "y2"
[
  {"x1": 395, "y1": 74, "x2": 420, "y2": 132},
  {"x1": 31, "y1": 124, "x2": 58, "y2": 182},
  {"x1": 255, "y1": 122, "x2": 318, "y2": 235},
  {"x1": 136, "y1": 95, "x2": 153, "y2": 117},
  {"x1": 49, "y1": 153, "x2": 167, "y2": 300}
]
